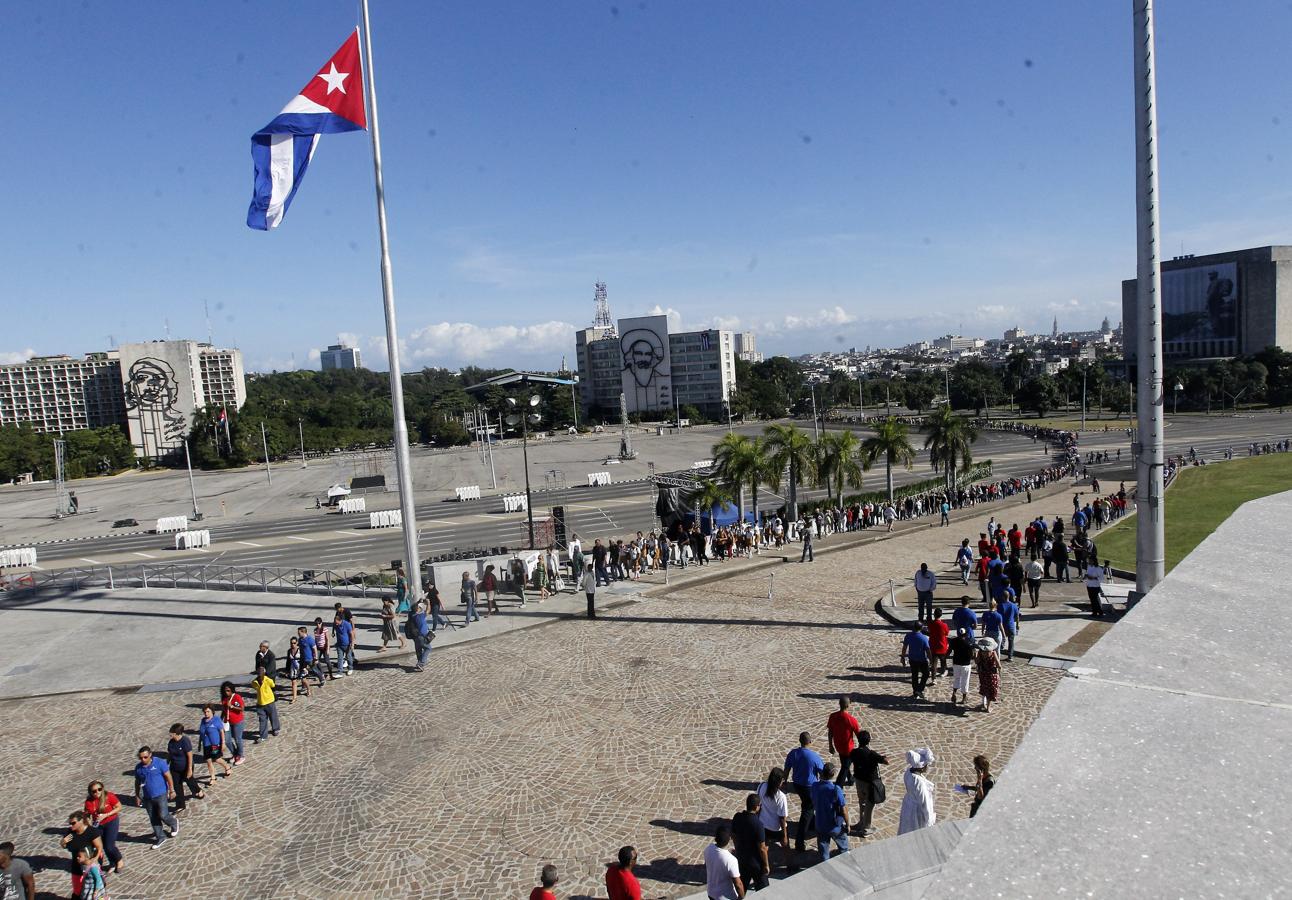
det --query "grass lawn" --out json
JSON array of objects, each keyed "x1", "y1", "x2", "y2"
[{"x1": 1096, "y1": 453, "x2": 1292, "y2": 573}]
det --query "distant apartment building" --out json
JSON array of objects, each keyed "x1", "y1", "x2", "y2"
[
  {"x1": 1004, "y1": 327, "x2": 1028, "y2": 341},
  {"x1": 733, "y1": 331, "x2": 763, "y2": 362},
  {"x1": 0, "y1": 353, "x2": 125, "y2": 434},
  {"x1": 575, "y1": 316, "x2": 737, "y2": 420},
  {"x1": 932, "y1": 335, "x2": 985, "y2": 352},
  {"x1": 0, "y1": 340, "x2": 246, "y2": 461},
  {"x1": 320, "y1": 343, "x2": 363, "y2": 371}
]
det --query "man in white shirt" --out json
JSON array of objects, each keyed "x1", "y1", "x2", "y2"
[
  {"x1": 1084, "y1": 562, "x2": 1106, "y2": 618},
  {"x1": 1025, "y1": 557, "x2": 1044, "y2": 607},
  {"x1": 914, "y1": 563, "x2": 937, "y2": 621},
  {"x1": 703, "y1": 824, "x2": 745, "y2": 899}
]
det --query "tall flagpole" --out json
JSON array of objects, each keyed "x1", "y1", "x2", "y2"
[
  {"x1": 1133, "y1": 0, "x2": 1166, "y2": 593},
  {"x1": 360, "y1": 0, "x2": 422, "y2": 605}
]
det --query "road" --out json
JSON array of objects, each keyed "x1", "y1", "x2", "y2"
[{"x1": 15, "y1": 412, "x2": 1291, "y2": 575}]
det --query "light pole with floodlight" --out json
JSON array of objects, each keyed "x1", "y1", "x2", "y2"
[{"x1": 507, "y1": 394, "x2": 542, "y2": 549}]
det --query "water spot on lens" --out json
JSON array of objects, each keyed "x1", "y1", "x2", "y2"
[
  {"x1": 800, "y1": 133, "x2": 812, "y2": 144},
  {"x1": 1024, "y1": 58, "x2": 1034, "y2": 68}
]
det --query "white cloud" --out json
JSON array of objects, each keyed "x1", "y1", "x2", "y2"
[
  {"x1": 360, "y1": 320, "x2": 578, "y2": 370},
  {"x1": 0, "y1": 349, "x2": 35, "y2": 365},
  {"x1": 973, "y1": 304, "x2": 1017, "y2": 321},
  {"x1": 644, "y1": 305, "x2": 685, "y2": 332},
  {"x1": 306, "y1": 348, "x2": 322, "y2": 362},
  {"x1": 774, "y1": 306, "x2": 857, "y2": 333}
]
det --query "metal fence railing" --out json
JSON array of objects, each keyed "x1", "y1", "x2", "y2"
[{"x1": 4, "y1": 563, "x2": 395, "y2": 601}]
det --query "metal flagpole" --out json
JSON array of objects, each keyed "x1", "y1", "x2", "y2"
[
  {"x1": 1133, "y1": 0, "x2": 1166, "y2": 594},
  {"x1": 260, "y1": 422, "x2": 273, "y2": 485},
  {"x1": 360, "y1": 0, "x2": 422, "y2": 604}
]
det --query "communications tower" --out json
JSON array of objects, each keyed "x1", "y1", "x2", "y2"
[{"x1": 593, "y1": 281, "x2": 616, "y2": 335}]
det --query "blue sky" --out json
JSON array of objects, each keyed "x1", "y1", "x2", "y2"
[{"x1": 4, "y1": 1, "x2": 1291, "y2": 372}]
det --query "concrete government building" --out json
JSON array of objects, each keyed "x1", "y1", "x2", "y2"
[
  {"x1": 1122, "y1": 245, "x2": 1292, "y2": 363},
  {"x1": 320, "y1": 343, "x2": 362, "y2": 371},
  {"x1": 0, "y1": 340, "x2": 246, "y2": 461},
  {"x1": 575, "y1": 314, "x2": 737, "y2": 421}
]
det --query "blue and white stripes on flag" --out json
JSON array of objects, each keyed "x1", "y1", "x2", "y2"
[{"x1": 246, "y1": 30, "x2": 367, "y2": 231}]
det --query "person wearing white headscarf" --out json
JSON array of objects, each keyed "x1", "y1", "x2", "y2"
[{"x1": 898, "y1": 748, "x2": 937, "y2": 835}]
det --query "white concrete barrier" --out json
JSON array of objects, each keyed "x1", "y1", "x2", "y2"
[
  {"x1": 690, "y1": 459, "x2": 714, "y2": 470},
  {"x1": 587, "y1": 471, "x2": 612, "y2": 486},
  {"x1": 454, "y1": 485, "x2": 482, "y2": 501},
  {"x1": 174, "y1": 529, "x2": 211, "y2": 550},
  {"x1": 338, "y1": 497, "x2": 367, "y2": 515},
  {"x1": 156, "y1": 516, "x2": 189, "y2": 534},
  {"x1": 502, "y1": 494, "x2": 529, "y2": 513},
  {"x1": 0, "y1": 547, "x2": 37, "y2": 567},
  {"x1": 369, "y1": 509, "x2": 403, "y2": 529}
]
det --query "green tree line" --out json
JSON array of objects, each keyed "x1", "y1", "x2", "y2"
[{"x1": 0, "y1": 424, "x2": 135, "y2": 483}]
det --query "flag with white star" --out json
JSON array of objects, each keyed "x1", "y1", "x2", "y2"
[{"x1": 246, "y1": 29, "x2": 368, "y2": 231}]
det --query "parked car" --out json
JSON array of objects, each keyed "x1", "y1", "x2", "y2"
[{"x1": 112, "y1": 518, "x2": 139, "y2": 528}]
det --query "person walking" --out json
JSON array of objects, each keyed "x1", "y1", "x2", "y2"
[
  {"x1": 220, "y1": 681, "x2": 247, "y2": 765},
  {"x1": 409, "y1": 600, "x2": 434, "y2": 672},
  {"x1": 74, "y1": 846, "x2": 107, "y2": 900},
  {"x1": 755, "y1": 768, "x2": 789, "y2": 874},
  {"x1": 581, "y1": 562, "x2": 597, "y2": 620},
  {"x1": 298, "y1": 625, "x2": 325, "y2": 689},
  {"x1": 313, "y1": 617, "x2": 336, "y2": 681},
  {"x1": 1084, "y1": 560, "x2": 1108, "y2": 617},
  {"x1": 826, "y1": 696, "x2": 862, "y2": 785},
  {"x1": 731, "y1": 793, "x2": 769, "y2": 892},
  {"x1": 393, "y1": 566, "x2": 410, "y2": 614},
  {"x1": 848, "y1": 731, "x2": 887, "y2": 839},
  {"x1": 197, "y1": 705, "x2": 233, "y2": 782},
  {"x1": 284, "y1": 636, "x2": 309, "y2": 701},
  {"x1": 800, "y1": 525, "x2": 814, "y2": 563},
  {"x1": 132, "y1": 746, "x2": 178, "y2": 848},
  {"x1": 809, "y1": 762, "x2": 850, "y2": 863},
  {"x1": 461, "y1": 571, "x2": 481, "y2": 624},
  {"x1": 951, "y1": 597, "x2": 977, "y2": 641},
  {"x1": 378, "y1": 597, "x2": 403, "y2": 652},
  {"x1": 428, "y1": 584, "x2": 449, "y2": 632},
  {"x1": 251, "y1": 666, "x2": 280, "y2": 741},
  {"x1": 784, "y1": 732, "x2": 824, "y2": 855},
  {"x1": 962, "y1": 755, "x2": 995, "y2": 818},
  {"x1": 976, "y1": 637, "x2": 1002, "y2": 712},
  {"x1": 914, "y1": 563, "x2": 936, "y2": 621},
  {"x1": 60, "y1": 815, "x2": 104, "y2": 900},
  {"x1": 897, "y1": 749, "x2": 936, "y2": 835},
  {"x1": 605, "y1": 846, "x2": 642, "y2": 900},
  {"x1": 900, "y1": 621, "x2": 931, "y2": 700},
  {"x1": 166, "y1": 723, "x2": 206, "y2": 813},
  {"x1": 928, "y1": 608, "x2": 950, "y2": 678},
  {"x1": 253, "y1": 641, "x2": 277, "y2": 684},
  {"x1": 481, "y1": 564, "x2": 500, "y2": 615},
  {"x1": 948, "y1": 627, "x2": 975, "y2": 706},
  {"x1": 1025, "y1": 556, "x2": 1043, "y2": 607},
  {"x1": 956, "y1": 539, "x2": 973, "y2": 585},
  {"x1": 998, "y1": 590, "x2": 1020, "y2": 661},
  {"x1": 83, "y1": 781, "x2": 124, "y2": 874},
  {"x1": 333, "y1": 610, "x2": 354, "y2": 676},
  {"x1": 703, "y1": 825, "x2": 745, "y2": 900},
  {"x1": 0, "y1": 841, "x2": 36, "y2": 900}
]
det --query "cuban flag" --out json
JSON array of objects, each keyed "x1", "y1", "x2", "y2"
[{"x1": 247, "y1": 30, "x2": 368, "y2": 231}]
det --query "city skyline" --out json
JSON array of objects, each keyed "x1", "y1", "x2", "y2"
[{"x1": 5, "y1": 2, "x2": 1291, "y2": 372}]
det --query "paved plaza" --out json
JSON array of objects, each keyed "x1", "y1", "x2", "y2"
[{"x1": 0, "y1": 482, "x2": 1085, "y2": 899}]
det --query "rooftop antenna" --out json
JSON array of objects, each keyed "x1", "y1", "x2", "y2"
[
  {"x1": 164, "y1": 318, "x2": 171, "y2": 340},
  {"x1": 593, "y1": 281, "x2": 616, "y2": 336},
  {"x1": 204, "y1": 299, "x2": 213, "y2": 346},
  {"x1": 107, "y1": 334, "x2": 116, "y2": 349}
]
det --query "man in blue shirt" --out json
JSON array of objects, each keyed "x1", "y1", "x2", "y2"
[
  {"x1": 410, "y1": 601, "x2": 433, "y2": 671},
  {"x1": 998, "y1": 590, "x2": 1020, "y2": 661},
  {"x1": 297, "y1": 626, "x2": 324, "y2": 688},
  {"x1": 133, "y1": 746, "x2": 178, "y2": 847},
  {"x1": 900, "y1": 622, "x2": 931, "y2": 700},
  {"x1": 951, "y1": 598, "x2": 978, "y2": 641},
  {"x1": 981, "y1": 600, "x2": 1004, "y2": 648},
  {"x1": 784, "y1": 731, "x2": 824, "y2": 855},
  {"x1": 333, "y1": 612, "x2": 354, "y2": 676},
  {"x1": 809, "y1": 762, "x2": 850, "y2": 863}
]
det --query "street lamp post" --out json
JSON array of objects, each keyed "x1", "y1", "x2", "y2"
[
  {"x1": 1173, "y1": 380, "x2": 1183, "y2": 416},
  {"x1": 507, "y1": 395, "x2": 541, "y2": 549},
  {"x1": 183, "y1": 440, "x2": 201, "y2": 521},
  {"x1": 260, "y1": 422, "x2": 272, "y2": 485},
  {"x1": 809, "y1": 383, "x2": 820, "y2": 441},
  {"x1": 298, "y1": 418, "x2": 307, "y2": 468}
]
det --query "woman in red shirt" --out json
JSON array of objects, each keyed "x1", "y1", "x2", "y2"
[
  {"x1": 221, "y1": 681, "x2": 247, "y2": 765},
  {"x1": 927, "y1": 608, "x2": 951, "y2": 678},
  {"x1": 83, "y1": 780, "x2": 124, "y2": 873}
]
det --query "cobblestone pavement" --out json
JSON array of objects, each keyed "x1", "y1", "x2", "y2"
[{"x1": 0, "y1": 485, "x2": 1071, "y2": 899}]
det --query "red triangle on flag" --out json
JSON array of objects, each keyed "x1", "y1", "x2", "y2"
[{"x1": 298, "y1": 29, "x2": 367, "y2": 130}]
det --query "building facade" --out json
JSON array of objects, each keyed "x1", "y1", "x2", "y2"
[
  {"x1": 576, "y1": 316, "x2": 736, "y2": 421},
  {"x1": 733, "y1": 331, "x2": 763, "y2": 362},
  {"x1": 1122, "y1": 245, "x2": 1292, "y2": 363},
  {"x1": 0, "y1": 340, "x2": 246, "y2": 460},
  {"x1": 320, "y1": 343, "x2": 362, "y2": 370},
  {"x1": 0, "y1": 353, "x2": 126, "y2": 434}
]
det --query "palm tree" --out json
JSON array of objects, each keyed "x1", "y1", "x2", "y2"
[
  {"x1": 861, "y1": 416, "x2": 917, "y2": 504},
  {"x1": 762, "y1": 423, "x2": 815, "y2": 520},
  {"x1": 690, "y1": 477, "x2": 734, "y2": 529},
  {"x1": 712, "y1": 432, "x2": 760, "y2": 523},
  {"x1": 816, "y1": 429, "x2": 865, "y2": 513},
  {"x1": 923, "y1": 406, "x2": 979, "y2": 495}
]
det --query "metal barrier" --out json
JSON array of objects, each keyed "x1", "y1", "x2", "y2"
[{"x1": 5, "y1": 563, "x2": 394, "y2": 601}]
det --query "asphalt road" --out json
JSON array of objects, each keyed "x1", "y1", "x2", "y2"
[{"x1": 15, "y1": 412, "x2": 1291, "y2": 575}]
